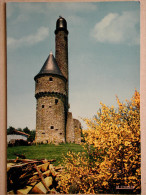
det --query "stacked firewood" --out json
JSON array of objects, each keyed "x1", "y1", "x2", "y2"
[{"x1": 7, "y1": 158, "x2": 64, "y2": 194}]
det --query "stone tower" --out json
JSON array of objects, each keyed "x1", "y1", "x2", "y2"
[
  {"x1": 55, "y1": 16, "x2": 69, "y2": 113},
  {"x1": 34, "y1": 17, "x2": 81, "y2": 144},
  {"x1": 55, "y1": 16, "x2": 68, "y2": 81},
  {"x1": 34, "y1": 51, "x2": 67, "y2": 144}
]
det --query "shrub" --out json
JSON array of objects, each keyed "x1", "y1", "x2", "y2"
[{"x1": 58, "y1": 90, "x2": 140, "y2": 194}]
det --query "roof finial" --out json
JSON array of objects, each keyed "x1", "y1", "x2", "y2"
[
  {"x1": 59, "y1": 15, "x2": 62, "y2": 18},
  {"x1": 50, "y1": 50, "x2": 53, "y2": 55}
]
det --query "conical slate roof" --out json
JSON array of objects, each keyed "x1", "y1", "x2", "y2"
[{"x1": 34, "y1": 52, "x2": 64, "y2": 80}]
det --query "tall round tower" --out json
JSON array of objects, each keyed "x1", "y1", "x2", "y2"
[
  {"x1": 55, "y1": 16, "x2": 69, "y2": 112},
  {"x1": 34, "y1": 52, "x2": 67, "y2": 144},
  {"x1": 55, "y1": 16, "x2": 69, "y2": 81}
]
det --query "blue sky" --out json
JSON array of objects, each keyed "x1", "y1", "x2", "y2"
[{"x1": 7, "y1": 2, "x2": 140, "y2": 130}]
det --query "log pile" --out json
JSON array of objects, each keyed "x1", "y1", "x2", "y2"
[{"x1": 7, "y1": 158, "x2": 64, "y2": 194}]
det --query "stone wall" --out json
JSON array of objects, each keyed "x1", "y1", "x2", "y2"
[
  {"x1": 35, "y1": 95, "x2": 66, "y2": 144},
  {"x1": 66, "y1": 112, "x2": 75, "y2": 143},
  {"x1": 66, "y1": 113, "x2": 82, "y2": 144},
  {"x1": 55, "y1": 31, "x2": 68, "y2": 98},
  {"x1": 35, "y1": 76, "x2": 66, "y2": 96},
  {"x1": 35, "y1": 75, "x2": 66, "y2": 144},
  {"x1": 74, "y1": 119, "x2": 82, "y2": 144},
  {"x1": 55, "y1": 31, "x2": 68, "y2": 81}
]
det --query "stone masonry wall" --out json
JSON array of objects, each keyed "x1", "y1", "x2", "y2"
[
  {"x1": 35, "y1": 76, "x2": 66, "y2": 96},
  {"x1": 74, "y1": 119, "x2": 82, "y2": 144},
  {"x1": 35, "y1": 75, "x2": 66, "y2": 144},
  {"x1": 66, "y1": 112, "x2": 75, "y2": 143},
  {"x1": 55, "y1": 31, "x2": 68, "y2": 99},
  {"x1": 55, "y1": 31, "x2": 68, "y2": 81},
  {"x1": 35, "y1": 96, "x2": 65, "y2": 144}
]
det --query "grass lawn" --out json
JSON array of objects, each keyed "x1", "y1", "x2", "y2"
[{"x1": 7, "y1": 143, "x2": 85, "y2": 165}]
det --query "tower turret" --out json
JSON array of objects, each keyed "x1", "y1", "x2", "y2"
[
  {"x1": 55, "y1": 16, "x2": 68, "y2": 80},
  {"x1": 55, "y1": 16, "x2": 69, "y2": 130},
  {"x1": 55, "y1": 16, "x2": 69, "y2": 100},
  {"x1": 34, "y1": 52, "x2": 67, "y2": 144},
  {"x1": 55, "y1": 16, "x2": 68, "y2": 35}
]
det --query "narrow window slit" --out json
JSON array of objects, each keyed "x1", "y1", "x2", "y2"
[
  {"x1": 55, "y1": 99, "x2": 58, "y2": 105},
  {"x1": 49, "y1": 77, "x2": 53, "y2": 81}
]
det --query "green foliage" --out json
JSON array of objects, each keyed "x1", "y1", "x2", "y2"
[
  {"x1": 28, "y1": 130, "x2": 36, "y2": 142},
  {"x1": 7, "y1": 126, "x2": 15, "y2": 134},
  {"x1": 23, "y1": 127, "x2": 30, "y2": 134}
]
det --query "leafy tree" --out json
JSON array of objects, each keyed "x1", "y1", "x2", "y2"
[
  {"x1": 58, "y1": 90, "x2": 140, "y2": 194},
  {"x1": 23, "y1": 127, "x2": 30, "y2": 134},
  {"x1": 28, "y1": 130, "x2": 36, "y2": 142},
  {"x1": 7, "y1": 126, "x2": 15, "y2": 134}
]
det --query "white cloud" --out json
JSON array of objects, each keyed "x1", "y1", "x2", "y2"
[
  {"x1": 7, "y1": 26, "x2": 49, "y2": 49},
  {"x1": 91, "y1": 11, "x2": 139, "y2": 45}
]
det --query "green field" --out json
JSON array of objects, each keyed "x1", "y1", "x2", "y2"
[{"x1": 7, "y1": 143, "x2": 84, "y2": 165}]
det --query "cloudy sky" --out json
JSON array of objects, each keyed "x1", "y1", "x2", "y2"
[{"x1": 7, "y1": 2, "x2": 140, "y2": 130}]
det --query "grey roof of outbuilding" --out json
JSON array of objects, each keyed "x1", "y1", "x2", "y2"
[{"x1": 34, "y1": 52, "x2": 65, "y2": 80}]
